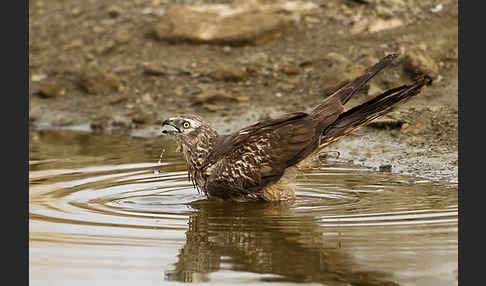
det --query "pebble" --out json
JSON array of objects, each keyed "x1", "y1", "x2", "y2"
[
  {"x1": 143, "y1": 65, "x2": 167, "y2": 76},
  {"x1": 368, "y1": 18, "x2": 403, "y2": 33},
  {"x1": 208, "y1": 66, "x2": 248, "y2": 82},
  {"x1": 407, "y1": 136, "x2": 426, "y2": 145},
  {"x1": 431, "y1": 3, "x2": 443, "y2": 13},
  {"x1": 281, "y1": 65, "x2": 301, "y2": 76},
  {"x1": 107, "y1": 5, "x2": 122, "y2": 18},
  {"x1": 379, "y1": 164, "x2": 392, "y2": 172},
  {"x1": 403, "y1": 48, "x2": 439, "y2": 79},
  {"x1": 79, "y1": 67, "x2": 123, "y2": 95},
  {"x1": 38, "y1": 83, "x2": 65, "y2": 98}
]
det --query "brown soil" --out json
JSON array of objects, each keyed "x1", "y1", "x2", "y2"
[{"x1": 29, "y1": 0, "x2": 458, "y2": 182}]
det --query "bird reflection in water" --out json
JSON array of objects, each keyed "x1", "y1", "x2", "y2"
[{"x1": 165, "y1": 199, "x2": 399, "y2": 286}]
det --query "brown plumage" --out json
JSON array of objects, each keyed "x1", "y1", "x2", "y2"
[{"x1": 161, "y1": 54, "x2": 431, "y2": 201}]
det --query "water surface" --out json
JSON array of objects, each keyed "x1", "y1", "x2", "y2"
[{"x1": 29, "y1": 129, "x2": 458, "y2": 286}]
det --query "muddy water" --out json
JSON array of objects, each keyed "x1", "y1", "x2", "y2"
[{"x1": 29, "y1": 129, "x2": 458, "y2": 286}]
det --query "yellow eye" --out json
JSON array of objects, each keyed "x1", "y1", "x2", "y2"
[{"x1": 183, "y1": 121, "x2": 190, "y2": 129}]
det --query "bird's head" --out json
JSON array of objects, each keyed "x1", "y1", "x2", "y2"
[
  {"x1": 161, "y1": 114, "x2": 204, "y2": 136},
  {"x1": 161, "y1": 114, "x2": 217, "y2": 139},
  {"x1": 161, "y1": 114, "x2": 219, "y2": 158}
]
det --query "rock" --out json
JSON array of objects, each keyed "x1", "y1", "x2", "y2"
[
  {"x1": 96, "y1": 40, "x2": 117, "y2": 55},
  {"x1": 52, "y1": 116, "x2": 73, "y2": 127},
  {"x1": 93, "y1": 26, "x2": 105, "y2": 34},
  {"x1": 153, "y1": 1, "x2": 317, "y2": 46},
  {"x1": 281, "y1": 64, "x2": 301, "y2": 75},
  {"x1": 31, "y1": 74, "x2": 47, "y2": 82},
  {"x1": 401, "y1": 116, "x2": 431, "y2": 135},
  {"x1": 368, "y1": 118, "x2": 404, "y2": 129},
  {"x1": 195, "y1": 90, "x2": 237, "y2": 104},
  {"x1": 96, "y1": 28, "x2": 131, "y2": 54},
  {"x1": 368, "y1": 18, "x2": 403, "y2": 33},
  {"x1": 351, "y1": 17, "x2": 403, "y2": 35},
  {"x1": 141, "y1": 93, "x2": 156, "y2": 106},
  {"x1": 37, "y1": 83, "x2": 65, "y2": 98},
  {"x1": 71, "y1": 7, "x2": 82, "y2": 16},
  {"x1": 114, "y1": 28, "x2": 131, "y2": 44},
  {"x1": 90, "y1": 117, "x2": 110, "y2": 132},
  {"x1": 431, "y1": 3, "x2": 443, "y2": 13},
  {"x1": 110, "y1": 116, "x2": 131, "y2": 127},
  {"x1": 194, "y1": 89, "x2": 247, "y2": 111},
  {"x1": 245, "y1": 64, "x2": 260, "y2": 75},
  {"x1": 277, "y1": 82, "x2": 296, "y2": 92},
  {"x1": 107, "y1": 5, "x2": 122, "y2": 18},
  {"x1": 321, "y1": 79, "x2": 349, "y2": 97},
  {"x1": 327, "y1": 52, "x2": 350, "y2": 63},
  {"x1": 350, "y1": 18, "x2": 369, "y2": 35},
  {"x1": 407, "y1": 136, "x2": 426, "y2": 146},
  {"x1": 79, "y1": 67, "x2": 123, "y2": 95},
  {"x1": 208, "y1": 65, "x2": 248, "y2": 81},
  {"x1": 222, "y1": 46, "x2": 232, "y2": 53},
  {"x1": 132, "y1": 113, "x2": 153, "y2": 125},
  {"x1": 143, "y1": 65, "x2": 167, "y2": 76},
  {"x1": 320, "y1": 60, "x2": 364, "y2": 96},
  {"x1": 379, "y1": 164, "x2": 392, "y2": 172},
  {"x1": 108, "y1": 94, "x2": 128, "y2": 105},
  {"x1": 402, "y1": 48, "x2": 439, "y2": 79},
  {"x1": 62, "y1": 39, "x2": 84, "y2": 51}
]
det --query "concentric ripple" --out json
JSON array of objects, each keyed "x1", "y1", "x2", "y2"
[{"x1": 29, "y1": 129, "x2": 458, "y2": 286}]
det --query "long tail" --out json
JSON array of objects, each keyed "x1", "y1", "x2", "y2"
[
  {"x1": 310, "y1": 53, "x2": 399, "y2": 118},
  {"x1": 318, "y1": 75, "x2": 432, "y2": 147}
]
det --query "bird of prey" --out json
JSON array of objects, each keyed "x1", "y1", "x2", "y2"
[{"x1": 161, "y1": 54, "x2": 430, "y2": 201}]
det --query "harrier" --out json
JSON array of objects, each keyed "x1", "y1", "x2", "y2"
[{"x1": 161, "y1": 54, "x2": 430, "y2": 201}]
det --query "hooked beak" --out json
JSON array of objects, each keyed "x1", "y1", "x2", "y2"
[{"x1": 161, "y1": 119, "x2": 181, "y2": 135}]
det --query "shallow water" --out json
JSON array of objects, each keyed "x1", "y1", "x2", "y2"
[{"x1": 29, "y1": 129, "x2": 458, "y2": 286}]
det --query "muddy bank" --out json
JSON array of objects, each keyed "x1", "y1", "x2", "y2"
[{"x1": 29, "y1": 0, "x2": 458, "y2": 183}]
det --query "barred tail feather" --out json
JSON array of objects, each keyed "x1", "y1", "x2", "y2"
[
  {"x1": 318, "y1": 75, "x2": 432, "y2": 147},
  {"x1": 310, "y1": 54, "x2": 399, "y2": 118}
]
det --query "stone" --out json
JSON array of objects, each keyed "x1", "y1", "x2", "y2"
[
  {"x1": 132, "y1": 113, "x2": 153, "y2": 125},
  {"x1": 401, "y1": 117, "x2": 431, "y2": 135},
  {"x1": 281, "y1": 64, "x2": 301, "y2": 75},
  {"x1": 195, "y1": 90, "x2": 237, "y2": 104},
  {"x1": 37, "y1": 83, "x2": 65, "y2": 98},
  {"x1": 143, "y1": 65, "x2": 167, "y2": 76},
  {"x1": 31, "y1": 74, "x2": 47, "y2": 82},
  {"x1": 222, "y1": 46, "x2": 232, "y2": 53},
  {"x1": 407, "y1": 136, "x2": 426, "y2": 145},
  {"x1": 350, "y1": 18, "x2": 369, "y2": 35},
  {"x1": 114, "y1": 28, "x2": 131, "y2": 44},
  {"x1": 402, "y1": 48, "x2": 440, "y2": 79},
  {"x1": 208, "y1": 66, "x2": 248, "y2": 81},
  {"x1": 79, "y1": 67, "x2": 123, "y2": 95},
  {"x1": 108, "y1": 94, "x2": 128, "y2": 105},
  {"x1": 368, "y1": 118, "x2": 404, "y2": 129},
  {"x1": 96, "y1": 40, "x2": 116, "y2": 55},
  {"x1": 141, "y1": 93, "x2": 156, "y2": 106},
  {"x1": 368, "y1": 18, "x2": 403, "y2": 33},
  {"x1": 90, "y1": 119, "x2": 109, "y2": 132},
  {"x1": 379, "y1": 164, "x2": 392, "y2": 172},
  {"x1": 326, "y1": 52, "x2": 349, "y2": 63},
  {"x1": 62, "y1": 39, "x2": 84, "y2": 51},
  {"x1": 153, "y1": 1, "x2": 317, "y2": 46},
  {"x1": 107, "y1": 5, "x2": 122, "y2": 18}
]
